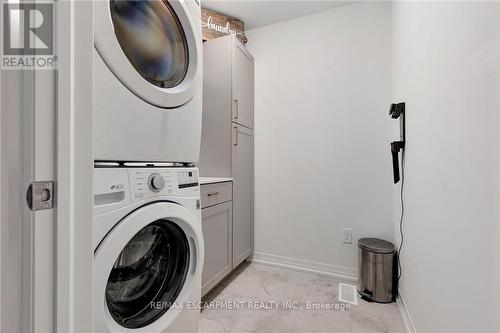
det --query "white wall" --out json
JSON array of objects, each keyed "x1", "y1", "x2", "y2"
[
  {"x1": 246, "y1": 2, "x2": 393, "y2": 277},
  {"x1": 392, "y1": 2, "x2": 500, "y2": 332}
]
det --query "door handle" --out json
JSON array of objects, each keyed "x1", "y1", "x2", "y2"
[
  {"x1": 189, "y1": 237, "x2": 197, "y2": 275},
  {"x1": 234, "y1": 99, "x2": 239, "y2": 119},
  {"x1": 233, "y1": 126, "x2": 238, "y2": 146}
]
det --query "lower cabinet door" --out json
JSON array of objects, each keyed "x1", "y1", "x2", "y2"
[
  {"x1": 201, "y1": 201, "x2": 233, "y2": 296},
  {"x1": 232, "y1": 124, "x2": 254, "y2": 267}
]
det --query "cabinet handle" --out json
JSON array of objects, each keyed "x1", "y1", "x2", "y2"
[
  {"x1": 233, "y1": 126, "x2": 238, "y2": 146},
  {"x1": 234, "y1": 99, "x2": 239, "y2": 119},
  {"x1": 207, "y1": 192, "x2": 219, "y2": 197}
]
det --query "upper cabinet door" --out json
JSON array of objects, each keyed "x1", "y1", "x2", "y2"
[{"x1": 232, "y1": 39, "x2": 254, "y2": 129}]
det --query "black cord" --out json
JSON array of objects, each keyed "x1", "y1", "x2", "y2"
[{"x1": 397, "y1": 150, "x2": 405, "y2": 282}]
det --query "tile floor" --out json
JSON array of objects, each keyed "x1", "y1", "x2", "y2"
[{"x1": 200, "y1": 262, "x2": 405, "y2": 333}]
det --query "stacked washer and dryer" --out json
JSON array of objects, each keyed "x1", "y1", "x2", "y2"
[{"x1": 92, "y1": 1, "x2": 204, "y2": 332}]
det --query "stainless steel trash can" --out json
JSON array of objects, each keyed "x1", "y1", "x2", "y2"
[{"x1": 358, "y1": 238, "x2": 395, "y2": 303}]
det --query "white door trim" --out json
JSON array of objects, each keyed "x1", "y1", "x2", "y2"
[{"x1": 56, "y1": 1, "x2": 93, "y2": 332}]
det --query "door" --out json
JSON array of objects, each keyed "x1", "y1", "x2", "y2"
[
  {"x1": 94, "y1": 0, "x2": 201, "y2": 108},
  {"x1": 232, "y1": 125, "x2": 254, "y2": 267},
  {"x1": 201, "y1": 201, "x2": 233, "y2": 296},
  {"x1": 105, "y1": 220, "x2": 190, "y2": 328},
  {"x1": 1, "y1": 2, "x2": 94, "y2": 332},
  {"x1": 0, "y1": 62, "x2": 49, "y2": 333},
  {"x1": 232, "y1": 39, "x2": 254, "y2": 129},
  {"x1": 94, "y1": 202, "x2": 203, "y2": 332}
]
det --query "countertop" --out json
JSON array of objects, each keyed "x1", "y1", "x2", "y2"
[{"x1": 199, "y1": 177, "x2": 233, "y2": 185}]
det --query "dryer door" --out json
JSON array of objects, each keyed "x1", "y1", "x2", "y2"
[
  {"x1": 94, "y1": 0, "x2": 200, "y2": 108},
  {"x1": 94, "y1": 202, "x2": 203, "y2": 332}
]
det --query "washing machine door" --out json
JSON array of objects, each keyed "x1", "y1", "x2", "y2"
[
  {"x1": 94, "y1": 202, "x2": 203, "y2": 332},
  {"x1": 94, "y1": 0, "x2": 200, "y2": 108}
]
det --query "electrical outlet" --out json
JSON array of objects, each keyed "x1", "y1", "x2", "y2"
[{"x1": 343, "y1": 228, "x2": 352, "y2": 244}]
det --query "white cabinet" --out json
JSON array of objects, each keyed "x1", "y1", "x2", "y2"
[
  {"x1": 201, "y1": 182, "x2": 233, "y2": 296},
  {"x1": 232, "y1": 125, "x2": 254, "y2": 267},
  {"x1": 200, "y1": 34, "x2": 254, "y2": 286},
  {"x1": 200, "y1": 34, "x2": 254, "y2": 177}
]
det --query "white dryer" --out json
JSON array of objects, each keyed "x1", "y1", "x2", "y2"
[
  {"x1": 94, "y1": 167, "x2": 204, "y2": 333},
  {"x1": 94, "y1": 0, "x2": 202, "y2": 163}
]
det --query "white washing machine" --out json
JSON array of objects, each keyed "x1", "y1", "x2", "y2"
[
  {"x1": 93, "y1": 167, "x2": 204, "y2": 333},
  {"x1": 94, "y1": 0, "x2": 202, "y2": 163}
]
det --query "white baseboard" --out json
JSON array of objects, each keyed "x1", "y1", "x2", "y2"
[
  {"x1": 251, "y1": 251, "x2": 358, "y2": 281},
  {"x1": 396, "y1": 291, "x2": 417, "y2": 333}
]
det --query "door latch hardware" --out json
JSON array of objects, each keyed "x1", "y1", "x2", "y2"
[{"x1": 27, "y1": 181, "x2": 54, "y2": 211}]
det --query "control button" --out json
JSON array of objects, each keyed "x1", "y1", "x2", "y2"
[{"x1": 148, "y1": 173, "x2": 165, "y2": 192}]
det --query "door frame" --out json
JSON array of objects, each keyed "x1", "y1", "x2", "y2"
[{"x1": 55, "y1": 1, "x2": 93, "y2": 332}]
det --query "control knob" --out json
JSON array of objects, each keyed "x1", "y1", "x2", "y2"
[{"x1": 148, "y1": 173, "x2": 165, "y2": 192}]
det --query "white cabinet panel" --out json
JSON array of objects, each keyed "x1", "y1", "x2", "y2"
[
  {"x1": 201, "y1": 201, "x2": 233, "y2": 296},
  {"x1": 201, "y1": 181, "x2": 232, "y2": 209},
  {"x1": 232, "y1": 125, "x2": 253, "y2": 267},
  {"x1": 232, "y1": 41, "x2": 254, "y2": 129}
]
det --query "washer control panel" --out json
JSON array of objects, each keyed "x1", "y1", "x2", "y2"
[
  {"x1": 94, "y1": 167, "x2": 200, "y2": 214},
  {"x1": 130, "y1": 167, "x2": 199, "y2": 201},
  {"x1": 178, "y1": 170, "x2": 199, "y2": 189}
]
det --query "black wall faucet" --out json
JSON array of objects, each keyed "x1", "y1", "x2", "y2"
[{"x1": 389, "y1": 102, "x2": 405, "y2": 183}]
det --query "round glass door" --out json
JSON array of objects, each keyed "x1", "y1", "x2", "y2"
[
  {"x1": 109, "y1": 0, "x2": 189, "y2": 88},
  {"x1": 105, "y1": 220, "x2": 190, "y2": 328}
]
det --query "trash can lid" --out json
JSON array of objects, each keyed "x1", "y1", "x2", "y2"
[{"x1": 358, "y1": 238, "x2": 395, "y2": 254}]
